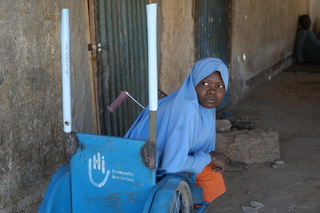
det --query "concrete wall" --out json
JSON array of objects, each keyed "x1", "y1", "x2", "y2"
[
  {"x1": 310, "y1": 0, "x2": 320, "y2": 33},
  {"x1": 229, "y1": 0, "x2": 310, "y2": 103},
  {"x1": 0, "y1": 0, "x2": 92, "y2": 212},
  {"x1": 158, "y1": 0, "x2": 196, "y2": 94}
]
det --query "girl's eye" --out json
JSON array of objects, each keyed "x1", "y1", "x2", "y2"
[
  {"x1": 218, "y1": 84, "x2": 225, "y2": 89},
  {"x1": 202, "y1": 82, "x2": 209, "y2": 86}
]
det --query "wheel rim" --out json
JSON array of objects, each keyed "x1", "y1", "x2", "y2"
[{"x1": 169, "y1": 180, "x2": 193, "y2": 213}]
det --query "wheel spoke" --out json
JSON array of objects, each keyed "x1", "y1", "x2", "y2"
[{"x1": 169, "y1": 180, "x2": 193, "y2": 213}]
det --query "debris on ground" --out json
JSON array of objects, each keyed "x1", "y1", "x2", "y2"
[
  {"x1": 242, "y1": 201, "x2": 264, "y2": 213},
  {"x1": 270, "y1": 160, "x2": 286, "y2": 168}
]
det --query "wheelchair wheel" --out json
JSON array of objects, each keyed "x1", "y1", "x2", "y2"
[{"x1": 169, "y1": 180, "x2": 193, "y2": 213}]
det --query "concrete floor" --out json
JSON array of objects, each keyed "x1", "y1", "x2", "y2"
[{"x1": 207, "y1": 71, "x2": 320, "y2": 213}]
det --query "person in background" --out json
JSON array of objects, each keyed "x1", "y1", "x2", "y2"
[
  {"x1": 125, "y1": 57, "x2": 229, "y2": 203},
  {"x1": 295, "y1": 14, "x2": 320, "y2": 65}
]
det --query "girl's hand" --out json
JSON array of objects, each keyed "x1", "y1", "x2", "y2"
[{"x1": 209, "y1": 151, "x2": 230, "y2": 173}]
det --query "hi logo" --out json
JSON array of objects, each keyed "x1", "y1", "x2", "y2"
[{"x1": 88, "y1": 152, "x2": 110, "y2": 187}]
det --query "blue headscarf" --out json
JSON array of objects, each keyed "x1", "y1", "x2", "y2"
[{"x1": 125, "y1": 57, "x2": 229, "y2": 174}]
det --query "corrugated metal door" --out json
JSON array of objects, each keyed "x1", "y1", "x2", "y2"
[
  {"x1": 96, "y1": 0, "x2": 148, "y2": 136},
  {"x1": 195, "y1": 0, "x2": 230, "y2": 108}
]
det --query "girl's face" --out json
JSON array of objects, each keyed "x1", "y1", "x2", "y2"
[{"x1": 195, "y1": 71, "x2": 226, "y2": 109}]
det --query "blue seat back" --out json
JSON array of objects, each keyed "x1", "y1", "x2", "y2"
[{"x1": 70, "y1": 133, "x2": 155, "y2": 212}]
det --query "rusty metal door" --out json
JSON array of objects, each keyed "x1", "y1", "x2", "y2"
[
  {"x1": 96, "y1": 0, "x2": 148, "y2": 136},
  {"x1": 195, "y1": 0, "x2": 231, "y2": 107}
]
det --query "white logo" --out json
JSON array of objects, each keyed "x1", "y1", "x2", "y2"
[{"x1": 88, "y1": 152, "x2": 110, "y2": 187}]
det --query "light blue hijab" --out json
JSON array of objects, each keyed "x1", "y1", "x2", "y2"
[{"x1": 125, "y1": 57, "x2": 229, "y2": 174}]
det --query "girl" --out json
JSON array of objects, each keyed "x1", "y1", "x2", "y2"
[{"x1": 125, "y1": 57, "x2": 229, "y2": 202}]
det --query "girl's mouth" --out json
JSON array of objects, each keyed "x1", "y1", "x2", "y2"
[{"x1": 206, "y1": 98, "x2": 216, "y2": 104}]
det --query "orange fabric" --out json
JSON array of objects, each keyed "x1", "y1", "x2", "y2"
[{"x1": 195, "y1": 164, "x2": 226, "y2": 203}]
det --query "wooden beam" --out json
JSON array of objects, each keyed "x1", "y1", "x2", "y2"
[{"x1": 84, "y1": 0, "x2": 101, "y2": 134}]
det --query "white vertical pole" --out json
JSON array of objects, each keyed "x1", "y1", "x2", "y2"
[
  {"x1": 146, "y1": 4, "x2": 158, "y2": 112},
  {"x1": 61, "y1": 9, "x2": 72, "y2": 133},
  {"x1": 146, "y1": 3, "x2": 157, "y2": 169}
]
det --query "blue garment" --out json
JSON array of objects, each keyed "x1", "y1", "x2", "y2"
[
  {"x1": 125, "y1": 57, "x2": 229, "y2": 175},
  {"x1": 295, "y1": 29, "x2": 320, "y2": 64}
]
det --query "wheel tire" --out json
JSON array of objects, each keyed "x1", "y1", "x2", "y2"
[{"x1": 169, "y1": 180, "x2": 193, "y2": 213}]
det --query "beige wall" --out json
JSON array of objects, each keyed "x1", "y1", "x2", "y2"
[
  {"x1": 310, "y1": 0, "x2": 320, "y2": 33},
  {"x1": 158, "y1": 0, "x2": 196, "y2": 94},
  {"x1": 229, "y1": 0, "x2": 310, "y2": 103},
  {"x1": 0, "y1": 0, "x2": 92, "y2": 212}
]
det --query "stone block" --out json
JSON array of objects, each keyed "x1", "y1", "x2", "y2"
[
  {"x1": 216, "y1": 119, "x2": 232, "y2": 132},
  {"x1": 216, "y1": 129, "x2": 280, "y2": 164}
]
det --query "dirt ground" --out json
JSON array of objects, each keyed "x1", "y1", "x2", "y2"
[{"x1": 207, "y1": 71, "x2": 320, "y2": 213}]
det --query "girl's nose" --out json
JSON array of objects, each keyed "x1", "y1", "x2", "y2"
[{"x1": 207, "y1": 87, "x2": 216, "y2": 95}]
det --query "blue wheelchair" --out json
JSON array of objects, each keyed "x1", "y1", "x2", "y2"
[{"x1": 38, "y1": 133, "x2": 208, "y2": 212}]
